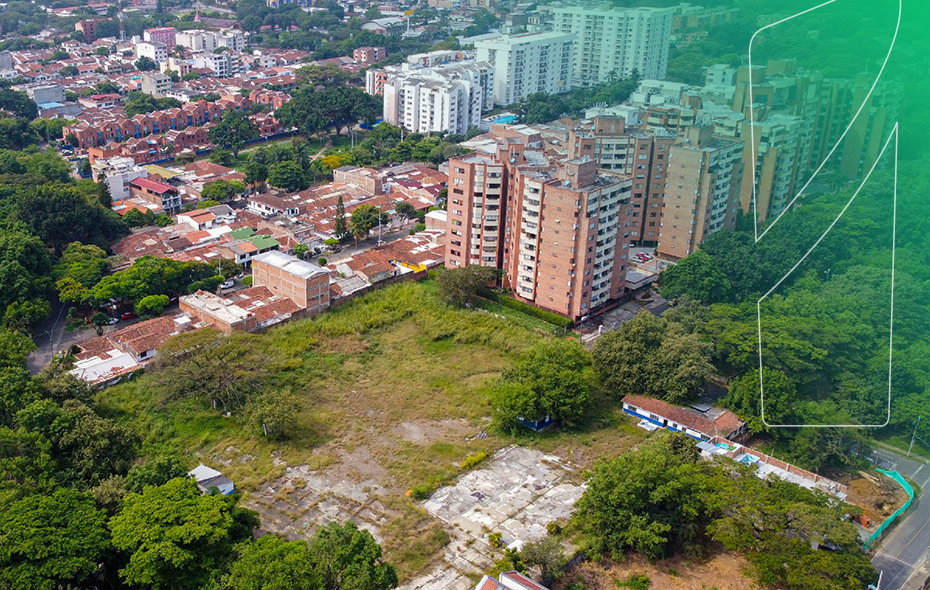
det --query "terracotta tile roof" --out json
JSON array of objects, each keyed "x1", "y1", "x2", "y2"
[{"x1": 622, "y1": 395, "x2": 744, "y2": 438}]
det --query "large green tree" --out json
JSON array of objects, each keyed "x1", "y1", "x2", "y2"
[
  {"x1": 306, "y1": 522, "x2": 397, "y2": 590},
  {"x1": 0, "y1": 488, "x2": 110, "y2": 590},
  {"x1": 492, "y1": 340, "x2": 592, "y2": 431},
  {"x1": 593, "y1": 312, "x2": 712, "y2": 403},
  {"x1": 221, "y1": 535, "x2": 322, "y2": 590},
  {"x1": 109, "y1": 477, "x2": 253, "y2": 590},
  {"x1": 209, "y1": 111, "x2": 260, "y2": 158}
]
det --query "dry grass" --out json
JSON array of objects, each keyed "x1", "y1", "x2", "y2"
[
  {"x1": 95, "y1": 279, "x2": 642, "y2": 580},
  {"x1": 554, "y1": 552, "x2": 759, "y2": 590}
]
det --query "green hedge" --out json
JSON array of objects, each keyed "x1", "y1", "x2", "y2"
[{"x1": 481, "y1": 290, "x2": 574, "y2": 329}]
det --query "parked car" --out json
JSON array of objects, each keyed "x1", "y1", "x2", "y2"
[
  {"x1": 120, "y1": 311, "x2": 137, "y2": 320},
  {"x1": 220, "y1": 279, "x2": 235, "y2": 290},
  {"x1": 106, "y1": 317, "x2": 120, "y2": 325}
]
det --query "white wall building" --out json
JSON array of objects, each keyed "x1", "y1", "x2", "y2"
[
  {"x1": 474, "y1": 31, "x2": 574, "y2": 105},
  {"x1": 550, "y1": 5, "x2": 673, "y2": 86},
  {"x1": 134, "y1": 41, "x2": 168, "y2": 63},
  {"x1": 91, "y1": 157, "x2": 149, "y2": 201},
  {"x1": 192, "y1": 52, "x2": 240, "y2": 78},
  {"x1": 176, "y1": 30, "x2": 217, "y2": 53},
  {"x1": 382, "y1": 60, "x2": 494, "y2": 134}
]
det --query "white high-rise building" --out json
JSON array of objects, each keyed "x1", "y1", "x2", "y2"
[
  {"x1": 382, "y1": 60, "x2": 494, "y2": 135},
  {"x1": 474, "y1": 32, "x2": 574, "y2": 105},
  {"x1": 550, "y1": 5, "x2": 673, "y2": 86}
]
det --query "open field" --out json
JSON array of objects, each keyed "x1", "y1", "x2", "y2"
[
  {"x1": 553, "y1": 553, "x2": 759, "y2": 590},
  {"x1": 95, "y1": 279, "x2": 644, "y2": 581}
]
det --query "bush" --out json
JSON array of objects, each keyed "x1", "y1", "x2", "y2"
[
  {"x1": 616, "y1": 575, "x2": 650, "y2": 590},
  {"x1": 187, "y1": 275, "x2": 224, "y2": 293},
  {"x1": 324, "y1": 238, "x2": 339, "y2": 246},
  {"x1": 460, "y1": 451, "x2": 487, "y2": 470},
  {"x1": 241, "y1": 276, "x2": 253, "y2": 286},
  {"x1": 414, "y1": 222, "x2": 426, "y2": 232},
  {"x1": 318, "y1": 257, "x2": 327, "y2": 266},
  {"x1": 483, "y1": 291, "x2": 573, "y2": 329}
]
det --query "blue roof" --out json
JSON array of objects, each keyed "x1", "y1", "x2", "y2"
[{"x1": 38, "y1": 102, "x2": 63, "y2": 108}]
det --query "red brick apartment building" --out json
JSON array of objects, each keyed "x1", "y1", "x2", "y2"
[
  {"x1": 251, "y1": 250, "x2": 330, "y2": 316},
  {"x1": 446, "y1": 129, "x2": 635, "y2": 320},
  {"x1": 129, "y1": 177, "x2": 182, "y2": 212}
]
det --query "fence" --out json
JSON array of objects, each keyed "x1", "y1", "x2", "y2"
[{"x1": 865, "y1": 469, "x2": 915, "y2": 548}]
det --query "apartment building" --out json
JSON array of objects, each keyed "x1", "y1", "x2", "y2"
[
  {"x1": 135, "y1": 41, "x2": 168, "y2": 63},
  {"x1": 130, "y1": 177, "x2": 182, "y2": 212},
  {"x1": 193, "y1": 52, "x2": 240, "y2": 77},
  {"x1": 658, "y1": 125, "x2": 744, "y2": 259},
  {"x1": 144, "y1": 27, "x2": 177, "y2": 48},
  {"x1": 445, "y1": 153, "x2": 506, "y2": 268},
  {"x1": 365, "y1": 69, "x2": 389, "y2": 96},
  {"x1": 567, "y1": 116, "x2": 677, "y2": 246},
  {"x1": 92, "y1": 156, "x2": 149, "y2": 200},
  {"x1": 353, "y1": 46, "x2": 386, "y2": 64},
  {"x1": 176, "y1": 30, "x2": 217, "y2": 52},
  {"x1": 140, "y1": 72, "x2": 172, "y2": 97},
  {"x1": 251, "y1": 250, "x2": 331, "y2": 317},
  {"x1": 382, "y1": 60, "x2": 494, "y2": 135},
  {"x1": 474, "y1": 31, "x2": 574, "y2": 105},
  {"x1": 628, "y1": 79, "x2": 700, "y2": 133},
  {"x1": 550, "y1": 5, "x2": 673, "y2": 85},
  {"x1": 22, "y1": 83, "x2": 65, "y2": 105},
  {"x1": 738, "y1": 113, "x2": 803, "y2": 224},
  {"x1": 447, "y1": 126, "x2": 635, "y2": 319},
  {"x1": 505, "y1": 156, "x2": 634, "y2": 319}
]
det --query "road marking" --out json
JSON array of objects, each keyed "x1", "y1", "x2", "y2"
[
  {"x1": 899, "y1": 517, "x2": 930, "y2": 558},
  {"x1": 914, "y1": 465, "x2": 924, "y2": 479}
]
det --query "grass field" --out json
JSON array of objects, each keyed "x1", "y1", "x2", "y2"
[{"x1": 95, "y1": 279, "x2": 643, "y2": 580}]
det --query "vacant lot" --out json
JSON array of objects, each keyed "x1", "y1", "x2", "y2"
[
  {"x1": 554, "y1": 552, "x2": 759, "y2": 590},
  {"x1": 96, "y1": 280, "x2": 643, "y2": 581}
]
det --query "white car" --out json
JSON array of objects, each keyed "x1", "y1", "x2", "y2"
[{"x1": 220, "y1": 280, "x2": 235, "y2": 289}]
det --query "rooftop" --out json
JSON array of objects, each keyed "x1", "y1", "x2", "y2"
[{"x1": 253, "y1": 250, "x2": 329, "y2": 279}]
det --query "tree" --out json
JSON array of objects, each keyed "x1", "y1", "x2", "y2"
[
  {"x1": 293, "y1": 244, "x2": 309, "y2": 260},
  {"x1": 658, "y1": 249, "x2": 733, "y2": 304},
  {"x1": 16, "y1": 183, "x2": 128, "y2": 255},
  {"x1": 3, "y1": 298, "x2": 50, "y2": 334},
  {"x1": 243, "y1": 389, "x2": 299, "y2": 439},
  {"x1": 17, "y1": 400, "x2": 139, "y2": 489},
  {"x1": 306, "y1": 522, "x2": 397, "y2": 590},
  {"x1": 0, "y1": 427, "x2": 56, "y2": 504},
  {"x1": 201, "y1": 180, "x2": 245, "y2": 201},
  {"x1": 124, "y1": 455, "x2": 188, "y2": 494},
  {"x1": 0, "y1": 226, "x2": 53, "y2": 315},
  {"x1": 333, "y1": 196, "x2": 348, "y2": 240},
  {"x1": 572, "y1": 431, "x2": 707, "y2": 560},
  {"x1": 110, "y1": 478, "x2": 252, "y2": 590},
  {"x1": 209, "y1": 110, "x2": 260, "y2": 158},
  {"x1": 394, "y1": 201, "x2": 417, "y2": 220},
  {"x1": 519, "y1": 537, "x2": 566, "y2": 584},
  {"x1": 0, "y1": 488, "x2": 109, "y2": 590},
  {"x1": 221, "y1": 535, "x2": 322, "y2": 590},
  {"x1": 492, "y1": 340, "x2": 592, "y2": 431},
  {"x1": 348, "y1": 204, "x2": 386, "y2": 244},
  {"x1": 435, "y1": 266, "x2": 499, "y2": 307},
  {"x1": 592, "y1": 313, "x2": 712, "y2": 404},
  {"x1": 210, "y1": 148, "x2": 235, "y2": 167},
  {"x1": 267, "y1": 161, "x2": 306, "y2": 192},
  {"x1": 135, "y1": 56, "x2": 158, "y2": 71},
  {"x1": 135, "y1": 294, "x2": 170, "y2": 317},
  {"x1": 151, "y1": 329, "x2": 269, "y2": 413}
]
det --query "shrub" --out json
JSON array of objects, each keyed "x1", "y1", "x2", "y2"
[
  {"x1": 616, "y1": 574, "x2": 650, "y2": 590},
  {"x1": 318, "y1": 257, "x2": 327, "y2": 266},
  {"x1": 242, "y1": 276, "x2": 253, "y2": 286},
  {"x1": 324, "y1": 238, "x2": 339, "y2": 246},
  {"x1": 460, "y1": 451, "x2": 487, "y2": 471},
  {"x1": 483, "y1": 291, "x2": 573, "y2": 329}
]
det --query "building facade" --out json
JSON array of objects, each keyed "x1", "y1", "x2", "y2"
[
  {"x1": 550, "y1": 5, "x2": 673, "y2": 85},
  {"x1": 658, "y1": 125, "x2": 744, "y2": 259},
  {"x1": 474, "y1": 31, "x2": 574, "y2": 105},
  {"x1": 251, "y1": 251, "x2": 331, "y2": 316}
]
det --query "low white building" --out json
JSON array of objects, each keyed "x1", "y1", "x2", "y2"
[
  {"x1": 188, "y1": 464, "x2": 235, "y2": 495},
  {"x1": 91, "y1": 156, "x2": 149, "y2": 200}
]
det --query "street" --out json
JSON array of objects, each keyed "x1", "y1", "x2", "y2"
[{"x1": 870, "y1": 446, "x2": 930, "y2": 590}]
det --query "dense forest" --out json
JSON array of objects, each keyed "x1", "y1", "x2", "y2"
[{"x1": 657, "y1": 146, "x2": 930, "y2": 468}]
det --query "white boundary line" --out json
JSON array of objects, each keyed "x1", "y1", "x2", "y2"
[
  {"x1": 759, "y1": 124, "x2": 897, "y2": 428},
  {"x1": 748, "y1": 0, "x2": 902, "y2": 243}
]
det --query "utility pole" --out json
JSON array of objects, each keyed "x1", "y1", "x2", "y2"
[{"x1": 908, "y1": 416, "x2": 922, "y2": 457}]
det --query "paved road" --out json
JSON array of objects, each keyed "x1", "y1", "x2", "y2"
[{"x1": 870, "y1": 446, "x2": 930, "y2": 590}]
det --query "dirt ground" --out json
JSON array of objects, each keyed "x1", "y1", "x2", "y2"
[
  {"x1": 845, "y1": 475, "x2": 910, "y2": 525},
  {"x1": 553, "y1": 552, "x2": 759, "y2": 590}
]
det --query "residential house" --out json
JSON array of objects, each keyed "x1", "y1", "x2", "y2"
[{"x1": 621, "y1": 395, "x2": 747, "y2": 441}]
